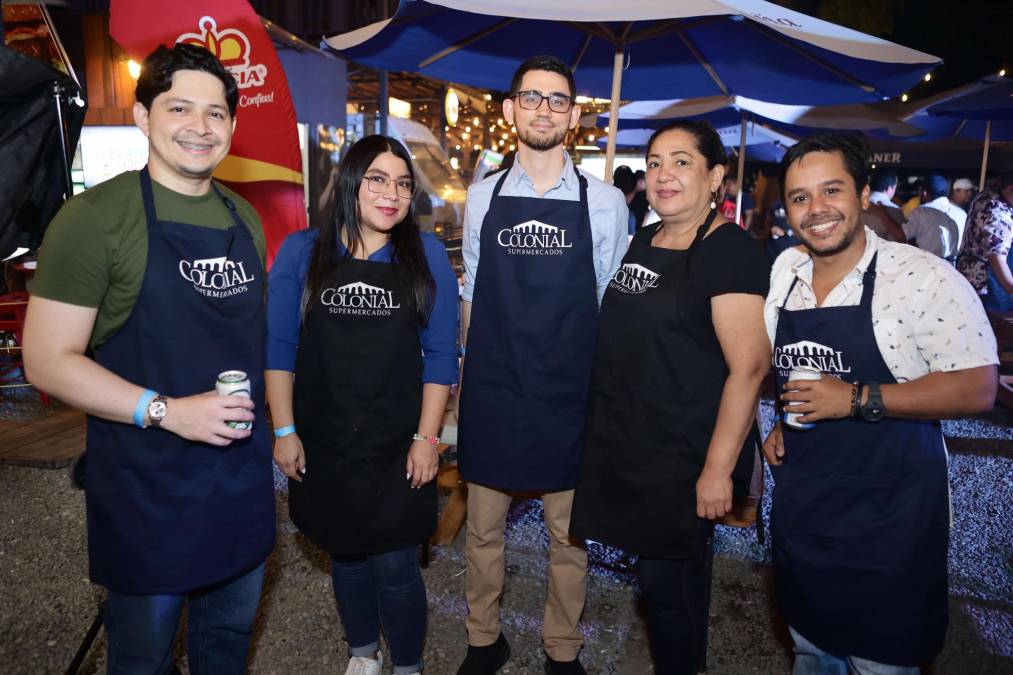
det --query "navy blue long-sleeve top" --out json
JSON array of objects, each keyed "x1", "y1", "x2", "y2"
[{"x1": 266, "y1": 228, "x2": 460, "y2": 384}]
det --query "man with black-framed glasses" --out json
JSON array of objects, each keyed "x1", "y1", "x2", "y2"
[{"x1": 455, "y1": 54, "x2": 628, "y2": 675}]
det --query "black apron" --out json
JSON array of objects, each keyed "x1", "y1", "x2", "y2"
[
  {"x1": 86, "y1": 167, "x2": 275, "y2": 594},
  {"x1": 290, "y1": 254, "x2": 434, "y2": 558},
  {"x1": 771, "y1": 252, "x2": 949, "y2": 665},
  {"x1": 571, "y1": 216, "x2": 755, "y2": 558},
  {"x1": 458, "y1": 166, "x2": 598, "y2": 491}
]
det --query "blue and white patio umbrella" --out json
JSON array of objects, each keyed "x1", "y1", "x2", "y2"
[
  {"x1": 325, "y1": 0, "x2": 940, "y2": 177},
  {"x1": 598, "y1": 123, "x2": 793, "y2": 164},
  {"x1": 915, "y1": 76, "x2": 1013, "y2": 188},
  {"x1": 597, "y1": 95, "x2": 924, "y2": 218}
]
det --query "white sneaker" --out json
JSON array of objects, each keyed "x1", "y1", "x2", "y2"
[{"x1": 344, "y1": 651, "x2": 383, "y2": 675}]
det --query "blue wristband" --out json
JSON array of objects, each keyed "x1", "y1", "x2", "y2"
[
  {"x1": 133, "y1": 389, "x2": 157, "y2": 428},
  {"x1": 273, "y1": 425, "x2": 296, "y2": 438}
]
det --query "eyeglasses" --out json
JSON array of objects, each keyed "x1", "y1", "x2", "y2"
[
  {"x1": 512, "y1": 90, "x2": 574, "y2": 113},
  {"x1": 364, "y1": 174, "x2": 416, "y2": 199}
]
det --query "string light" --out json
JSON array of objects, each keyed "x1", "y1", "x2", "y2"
[
  {"x1": 901, "y1": 93, "x2": 909, "y2": 102},
  {"x1": 923, "y1": 73, "x2": 932, "y2": 82}
]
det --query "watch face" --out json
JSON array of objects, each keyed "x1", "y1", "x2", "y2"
[{"x1": 149, "y1": 400, "x2": 167, "y2": 420}]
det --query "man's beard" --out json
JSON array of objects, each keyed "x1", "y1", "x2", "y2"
[
  {"x1": 517, "y1": 124, "x2": 567, "y2": 152},
  {"x1": 800, "y1": 212, "x2": 861, "y2": 257}
]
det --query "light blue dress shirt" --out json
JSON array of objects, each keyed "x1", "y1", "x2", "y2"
[{"x1": 462, "y1": 151, "x2": 629, "y2": 303}]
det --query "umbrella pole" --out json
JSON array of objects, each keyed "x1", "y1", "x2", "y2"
[
  {"x1": 603, "y1": 48, "x2": 624, "y2": 184},
  {"x1": 735, "y1": 116, "x2": 746, "y2": 224},
  {"x1": 978, "y1": 120, "x2": 991, "y2": 192}
]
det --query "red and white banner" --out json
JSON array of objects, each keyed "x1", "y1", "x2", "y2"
[{"x1": 110, "y1": 0, "x2": 306, "y2": 268}]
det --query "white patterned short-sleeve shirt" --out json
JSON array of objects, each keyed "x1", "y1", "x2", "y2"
[{"x1": 765, "y1": 228, "x2": 998, "y2": 382}]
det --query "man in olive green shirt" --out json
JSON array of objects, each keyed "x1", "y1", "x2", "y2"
[
  {"x1": 33, "y1": 169, "x2": 264, "y2": 348},
  {"x1": 24, "y1": 44, "x2": 274, "y2": 672}
]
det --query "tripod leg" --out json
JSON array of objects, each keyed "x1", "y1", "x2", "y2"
[{"x1": 63, "y1": 603, "x2": 104, "y2": 675}]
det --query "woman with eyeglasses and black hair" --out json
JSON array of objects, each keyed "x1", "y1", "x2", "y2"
[{"x1": 266, "y1": 135, "x2": 458, "y2": 675}]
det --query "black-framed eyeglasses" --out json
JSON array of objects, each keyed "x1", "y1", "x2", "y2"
[
  {"x1": 364, "y1": 174, "x2": 416, "y2": 199},
  {"x1": 512, "y1": 90, "x2": 574, "y2": 113}
]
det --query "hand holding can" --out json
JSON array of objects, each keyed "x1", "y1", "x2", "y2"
[
  {"x1": 784, "y1": 366, "x2": 821, "y2": 430},
  {"x1": 216, "y1": 370, "x2": 252, "y2": 431}
]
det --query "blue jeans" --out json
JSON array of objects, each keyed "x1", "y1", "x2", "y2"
[
  {"x1": 634, "y1": 519, "x2": 715, "y2": 675},
  {"x1": 790, "y1": 627, "x2": 920, "y2": 675},
  {"x1": 331, "y1": 547, "x2": 426, "y2": 674},
  {"x1": 104, "y1": 563, "x2": 265, "y2": 675}
]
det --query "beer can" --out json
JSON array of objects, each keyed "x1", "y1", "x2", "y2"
[
  {"x1": 216, "y1": 370, "x2": 252, "y2": 430},
  {"x1": 783, "y1": 366, "x2": 821, "y2": 430}
]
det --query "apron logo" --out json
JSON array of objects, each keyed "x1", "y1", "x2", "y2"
[
  {"x1": 320, "y1": 281, "x2": 401, "y2": 316},
  {"x1": 773, "y1": 340, "x2": 852, "y2": 376},
  {"x1": 609, "y1": 263, "x2": 662, "y2": 294},
  {"x1": 497, "y1": 219, "x2": 573, "y2": 256},
  {"x1": 178, "y1": 256, "x2": 255, "y2": 298}
]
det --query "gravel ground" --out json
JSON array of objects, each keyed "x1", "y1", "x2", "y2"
[{"x1": 1, "y1": 390, "x2": 1011, "y2": 674}]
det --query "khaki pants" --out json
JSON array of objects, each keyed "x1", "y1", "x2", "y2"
[{"x1": 464, "y1": 483, "x2": 587, "y2": 661}]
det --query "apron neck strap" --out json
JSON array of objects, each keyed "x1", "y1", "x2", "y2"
[
  {"x1": 859, "y1": 252, "x2": 879, "y2": 309},
  {"x1": 210, "y1": 182, "x2": 249, "y2": 231},
  {"x1": 139, "y1": 165, "x2": 247, "y2": 231},
  {"x1": 681, "y1": 207, "x2": 719, "y2": 275},
  {"x1": 490, "y1": 165, "x2": 511, "y2": 198},
  {"x1": 779, "y1": 250, "x2": 880, "y2": 310},
  {"x1": 139, "y1": 166, "x2": 158, "y2": 226}
]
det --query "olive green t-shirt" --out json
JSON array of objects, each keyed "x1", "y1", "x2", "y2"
[{"x1": 31, "y1": 170, "x2": 266, "y2": 348}]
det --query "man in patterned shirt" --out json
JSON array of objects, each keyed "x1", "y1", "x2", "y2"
[
  {"x1": 763, "y1": 134, "x2": 998, "y2": 675},
  {"x1": 957, "y1": 173, "x2": 1013, "y2": 310}
]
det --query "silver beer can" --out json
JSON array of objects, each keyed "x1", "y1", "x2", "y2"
[
  {"x1": 783, "y1": 366, "x2": 821, "y2": 430},
  {"x1": 216, "y1": 370, "x2": 252, "y2": 430}
]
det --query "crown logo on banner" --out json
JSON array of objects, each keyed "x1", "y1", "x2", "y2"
[{"x1": 176, "y1": 16, "x2": 267, "y2": 90}]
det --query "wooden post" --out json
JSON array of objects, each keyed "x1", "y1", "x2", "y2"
[
  {"x1": 735, "y1": 115, "x2": 747, "y2": 223},
  {"x1": 978, "y1": 120, "x2": 992, "y2": 191},
  {"x1": 603, "y1": 47, "x2": 624, "y2": 184}
]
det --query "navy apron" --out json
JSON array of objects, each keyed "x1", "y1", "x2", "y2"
[
  {"x1": 771, "y1": 252, "x2": 949, "y2": 666},
  {"x1": 289, "y1": 254, "x2": 434, "y2": 557},
  {"x1": 85, "y1": 167, "x2": 275, "y2": 595},
  {"x1": 458, "y1": 165, "x2": 598, "y2": 491}
]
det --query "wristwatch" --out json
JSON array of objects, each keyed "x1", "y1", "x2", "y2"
[
  {"x1": 859, "y1": 382, "x2": 886, "y2": 422},
  {"x1": 146, "y1": 395, "x2": 168, "y2": 428}
]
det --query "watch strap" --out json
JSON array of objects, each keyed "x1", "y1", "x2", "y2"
[
  {"x1": 860, "y1": 382, "x2": 885, "y2": 421},
  {"x1": 134, "y1": 389, "x2": 157, "y2": 428}
]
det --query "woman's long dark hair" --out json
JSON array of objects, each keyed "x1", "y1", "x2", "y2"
[{"x1": 305, "y1": 135, "x2": 435, "y2": 324}]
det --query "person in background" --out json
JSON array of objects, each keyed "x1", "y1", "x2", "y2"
[
  {"x1": 862, "y1": 199, "x2": 906, "y2": 243},
  {"x1": 766, "y1": 183, "x2": 803, "y2": 263},
  {"x1": 868, "y1": 170, "x2": 906, "y2": 227},
  {"x1": 23, "y1": 44, "x2": 274, "y2": 672},
  {"x1": 765, "y1": 133, "x2": 997, "y2": 675},
  {"x1": 572, "y1": 120, "x2": 770, "y2": 675},
  {"x1": 957, "y1": 173, "x2": 1013, "y2": 311},
  {"x1": 455, "y1": 54, "x2": 628, "y2": 675},
  {"x1": 267, "y1": 135, "x2": 458, "y2": 675},
  {"x1": 901, "y1": 180, "x2": 927, "y2": 218},
  {"x1": 951, "y1": 178, "x2": 976, "y2": 211},
  {"x1": 613, "y1": 165, "x2": 639, "y2": 235},
  {"x1": 719, "y1": 174, "x2": 755, "y2": 229},
  {"x1": 903, "y1": 175, "x2": 967, "y2": 263},
  {"x1": 631, "y1": 169, "x2": 650, "y2": 228}
]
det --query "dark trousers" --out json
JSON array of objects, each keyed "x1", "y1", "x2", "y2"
[
  {"x1": 635, "y1": 519, "x2": 715, "y2": 675},
  {"x1": 104, "y1": 562, "x2": 265, "y2": 675},
  {"x1": 330, "y1": 546, "x2": 427, "y2": 672}
]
